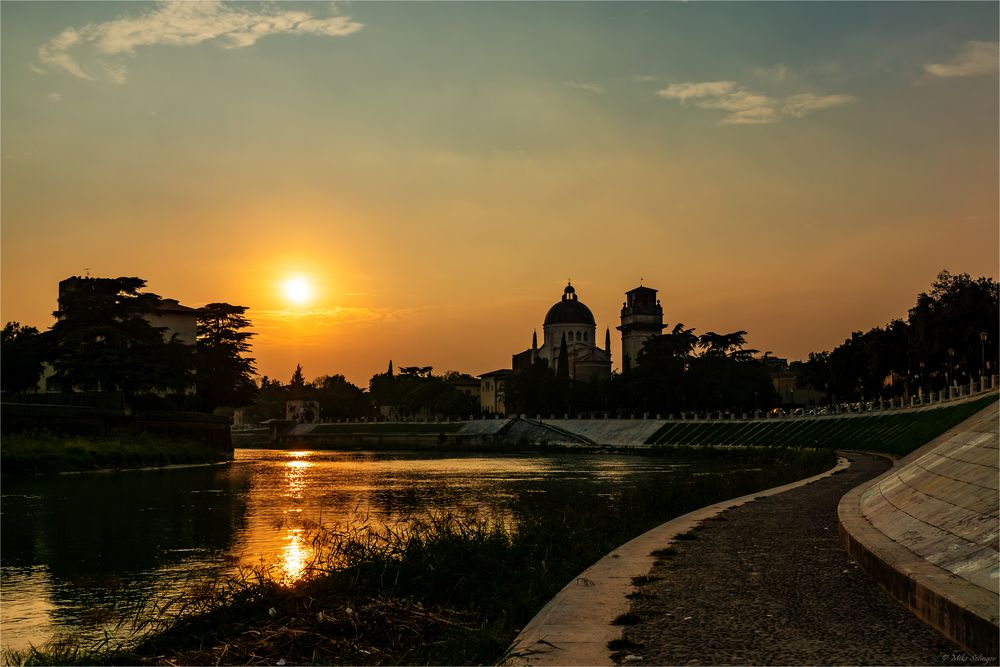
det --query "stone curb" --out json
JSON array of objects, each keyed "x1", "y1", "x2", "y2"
[
  {"x1": 836, "y1": 403, "x2": 1000, "y2": 659},
  {"x1": 506, "y1": 456, "x2": 851, "y2": 666}
]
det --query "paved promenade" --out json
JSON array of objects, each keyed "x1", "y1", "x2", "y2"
[{"x1": 617, "y1": 453, "x2": 962, "y2": 666}]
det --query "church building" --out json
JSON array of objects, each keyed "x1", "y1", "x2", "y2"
[
  {"x1": 511, "y1": 283, "x2": 613, "y2": 382},
  {"x1": 478, "y1": 281, "x2": 665, "y2": 414}
]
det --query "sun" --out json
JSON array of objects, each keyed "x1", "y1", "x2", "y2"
[{"x1": 282, "y1": 276, "x2": 313, "y2": 306}]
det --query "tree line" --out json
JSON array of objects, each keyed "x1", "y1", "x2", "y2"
[
  {"x1": 243, "y1": 363, "x2": 480, "y2": 423},
  {"x1": 792, "y1": 271, "x2": 998, "y2": 403},
  {"x1": 3, "y1": 270, "x2": 994, "y2": 420},
  {"x1": 1, "y1": 277, "x2": 256, "y2": 412}
]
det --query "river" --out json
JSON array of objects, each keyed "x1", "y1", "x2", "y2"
[{"x1": 1, "y1": 448, "x2": 722, "y2": 654}]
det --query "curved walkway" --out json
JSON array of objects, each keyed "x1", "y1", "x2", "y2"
[
  {"x1": 617, "y1": 453, "x2": 961, "y2": 665},
  {"x1": 508, "y1": 457, "x2": 851, "y2": 666}
]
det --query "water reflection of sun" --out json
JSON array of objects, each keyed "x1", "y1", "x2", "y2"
[
  {"x1": 278, "y1": 451, "x2": 316, "y2": 580},
  {"x1": 280, "y1": 529, "x2": 310, "y2": 581}
]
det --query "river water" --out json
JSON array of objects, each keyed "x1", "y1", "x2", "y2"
[{"x1": 1, "y1": 448, "x2": 713, "y2": 654}]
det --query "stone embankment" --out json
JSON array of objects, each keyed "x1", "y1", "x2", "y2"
[
  {"x1": 508, "y1": 400, "x2": 999, "y2": 666},
  {"x1": 839, "y1": 401, "x2": 999, "y2": 657},
  {"x1": 536, "y1": 419, "x2": 664, "y2": 447}
]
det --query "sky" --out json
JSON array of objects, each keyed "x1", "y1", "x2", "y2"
[{"x1": 2, "y1": 1, "x2": 998, "y2": 387}]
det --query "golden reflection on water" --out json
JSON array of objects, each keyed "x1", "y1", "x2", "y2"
[
  {"x1": 277, "y1": 451, "x2": 318, "y2": 580},
  {"x1": 280, "y1": 528, "x2": 310, "y2": 581}
]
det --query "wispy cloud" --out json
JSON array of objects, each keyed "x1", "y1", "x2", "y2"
[
  {"x1": 657, "y1": 81, "x2": 737, "y2": 102},
  {"x1": 657, "y1": 80, "x2": 855, "y2": 125},
  {"x1": 783, "y1": 93, "x2": 856, "y2": 118},
  {"x1": 752, "y1": 63, "x2": 788, "y2": 83},
  {"x1": 565, "y1": 81, "x2": 606, "y2": 94},
  {"x1": 924, "y1": 41, "x2": 999, "y2": 78},
  {"x1": 48, "y1": 92, "x2": 63, "y2": 103},
  {"x1": 37, "y1": 1, "x2": 363, "y2": 83},
  {"x1": 631, "y1": 74, "x2": 658, "y2": 83}
]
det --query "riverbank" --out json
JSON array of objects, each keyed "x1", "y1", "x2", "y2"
[
  {"x1": 5, "y1": 446, "x2": 834, "y2": 666},
  {"x1": 0, "y1": 430, "x2": 232, "y2": 474}
]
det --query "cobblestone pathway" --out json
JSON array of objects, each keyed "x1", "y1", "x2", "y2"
[{"x1": 617, "y1": 453, "x2": 961, "y2": 666}]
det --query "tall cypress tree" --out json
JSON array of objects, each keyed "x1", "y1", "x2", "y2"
[{"x1": 557, "y1": 332, "x2": 570, "y2": 380}]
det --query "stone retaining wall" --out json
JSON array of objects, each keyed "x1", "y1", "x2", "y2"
[{"x1": 837, "y1": 401, "x2": 999, "y2": 657}]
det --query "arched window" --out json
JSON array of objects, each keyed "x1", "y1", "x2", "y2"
[{"x1": 584, "y1": 331, "x2": 589, "y2": 342}]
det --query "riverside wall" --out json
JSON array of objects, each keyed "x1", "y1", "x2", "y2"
[
  {"x1": 838, "y1": 401, "x2": 999, "y2": 657},
  {"x1": 0, "y1": 402, "x2": 233, "y2": 451}
]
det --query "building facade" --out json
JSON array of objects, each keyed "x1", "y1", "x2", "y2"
[{"x1": 479, "y1": 369, "x2": 511, "y2": 415}]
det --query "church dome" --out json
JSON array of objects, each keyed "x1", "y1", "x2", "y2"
[{"x1": 544, "y1": 283, "x2": 596, "y2": 326}]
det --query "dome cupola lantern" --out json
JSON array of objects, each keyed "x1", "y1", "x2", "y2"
[{"x1": 543, "y1": 282, "x2": 595, "y2": 326}]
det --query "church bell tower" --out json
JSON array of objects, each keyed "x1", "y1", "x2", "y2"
[{"x1": 617, "y1": 285, "x2": 665, "y2": 372}]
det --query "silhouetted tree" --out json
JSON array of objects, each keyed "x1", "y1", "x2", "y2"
[
  {"x1": 241, "y1": 375, "x2": 286, "y2": 423},
  {"x1": 796, "y1": 271, "x2": 998, "y2": 402},
  {"x1": 196, "y1": 303, "x2": 257, "y2": 410},
  {"x1": 1, "y1": 322, "x2": 47, "y2": 393},
  {"x1": 908, "y1": 270, "x2": 998, "y2": 387},
  {"x1": 505, "y1": 359, "x2": 560, "y2": 416},
  {"x1": 312, "y1": 374, "x2": 368, "y2": 420},
  {"x1": 631, "y1": 323, "x2": 698, "y2": 413},
  {"x1": 288, "y1": 364, "x2": 307, "y2": 399},
  {"x1": 557, "y1": 333, "x2": 569, "y2": 380},
  {"x1": 47, "y1": 277, "x2": 193, "y2": 398}
]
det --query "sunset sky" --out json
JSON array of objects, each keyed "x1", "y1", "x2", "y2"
[{"x1": 2, "y1": 1, "x2": 997, "y2": 386}]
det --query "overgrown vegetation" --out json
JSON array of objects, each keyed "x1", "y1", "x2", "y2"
[
  {"x1": 645, "y1": 394, "x2": 997, "y2": 456},
  {"x1": 0, "y1": 430, "x2": 230, "y2": 474},
  {"x1": 5, "y1": 448, "x2": 833, "y2": 666}
]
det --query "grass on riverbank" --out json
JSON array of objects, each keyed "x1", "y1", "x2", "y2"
[
  {"x1": 0, "y1": 430, "x2": 231, "y2": 474},
  {"x1": 5, "y1": 446, "x2": 834, "y2": 666},
  {"x1": 645, "y1": 394, "x2": 997, "y2": 456}
]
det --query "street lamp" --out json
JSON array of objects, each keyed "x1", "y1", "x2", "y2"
[{"x1": 948, "y1": 348, "x2": 955, "y2": 387}]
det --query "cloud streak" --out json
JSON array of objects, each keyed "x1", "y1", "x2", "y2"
[
  {"x1": 37, "y1": 1, "x2": 363, "y2": 83},
  {"x1": 565, "y1": 81, "x2": 606, "y2": 94},
  {"x1": 657, "y1": 80, "x2": 855, "y2": 125},
  {"x1": 924, "y1": 41, "x2": 999, "y2": 78}
]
